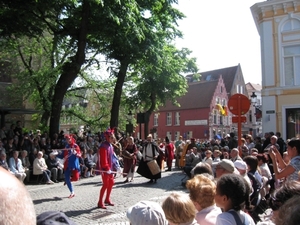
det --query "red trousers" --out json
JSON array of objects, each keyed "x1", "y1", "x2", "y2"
[{"x1": 98, "y1": 173, "x2": 114, "y2": 205}]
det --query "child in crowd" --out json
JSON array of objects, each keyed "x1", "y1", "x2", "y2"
[
  {"x1": 162, "y1": 192, "x2": 199, "y2": 225},
  {"x1": 214, "y1": 174, "x2": 255, "y2": 225}
]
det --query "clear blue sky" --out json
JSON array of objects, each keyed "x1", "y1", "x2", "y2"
[{"x1": 174, "y1": 0, "x2": 262, "y2": 85}]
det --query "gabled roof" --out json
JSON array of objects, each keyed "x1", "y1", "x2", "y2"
[
  {"x1": 246, "y1": 82, "x2": 262, "y2": 91},
  {"x1": 159, "y1": 80, "x2": 219, "y2": 111},
  {"x1": 186, "y1": 65, "x2": 239, "y2": 94}
]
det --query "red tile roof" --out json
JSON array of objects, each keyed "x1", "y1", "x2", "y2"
[{"x1": 159, "y1": 80, "x2": 218, "y2": 111}]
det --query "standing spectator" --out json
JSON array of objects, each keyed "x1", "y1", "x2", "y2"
[
  {"x1": 214, "y1": 174, "x2": 255, "y2": 225},
  {"x1": 227, "y1": 132, "x2": 238, "y2": 151},
  {"x1": 46, "y1": 152, "x2": 63, "y2": 183},
  {"x1": 0, "y1": 125, "x2": 7, "y2": 140},
  {"x1": 276, "y1": 132, "x2": 286, "y2": 156},
  {"x1": 186, "y1": 174, "x2": 222, "y2": 225},
  {"x1": 165, "y1": 137, "x2": 175, "y2": 172},
  {"x1": 245, "y1": 134, "x2": 255, "y2": 151},
  {"x1": 162, "y1": 192, "x2": 199, "y2": 225},
  {"x1": 262, "y1": 132, "x2": 271, "y2": 151},
  {"x1": 269, "y1": 139, "x2": 300, "y2": 182},
  {"x1": 230, "y1": 148, "x2": 242, "y2": 162},
  {"x1": 202, "y1": 150, "x2": 213, "y2": 166},
  {"x1": 33, "y1": 151, "x2": 54, "y2": 184},
  {"x1": 239, "y1": 138, "x2": 249, "y2": 158},
  {"x1": 122, "y1": 136, "x2": 137, "y2": 183},
  {"x1": 254, "y1": 136, "x2": 263, "y2": 153},
  {"x1": 14, "y1": 120, "x2": 23, "y2": 139},
  {"x1": 6, "y1": 124, "x2": 15, "y2": 139},
  {"x1": 9, "y1": 150, "x2": 26, "y2": 182},
  {"x1": 4, "y1": 137, "x2": 16, "y2": 159},
  {"x1": 20, "y1": 133, "x2": 33, "y2": 155}
]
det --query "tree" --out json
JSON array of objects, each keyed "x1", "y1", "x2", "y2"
[
  {"x1": 127, "y1": 44, "x2": 198, "y2": 137},
  {"x1": 1, "y1": 0, "x2": 169, "y2": 137}
]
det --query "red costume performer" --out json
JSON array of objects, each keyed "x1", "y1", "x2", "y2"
[
  {"x1": 97, "y1": 128, "x2": 115, "y2": 209},
  {"x1": 165, "y1": 136, "x2": 175, "y2": 171}
]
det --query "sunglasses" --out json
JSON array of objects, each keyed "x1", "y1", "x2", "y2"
[{"x1": 268, "y1": 196, "x2": 283, "y2": 211}]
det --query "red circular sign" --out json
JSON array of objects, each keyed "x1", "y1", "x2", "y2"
[{"x1": 228, "y1": 94, "x2": 250, "y2": 115}]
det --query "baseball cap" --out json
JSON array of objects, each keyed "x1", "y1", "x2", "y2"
[
  {"x1": 217, "y1": 159, "x2": 235, "y2": 173},
  {"x1": 127, "y1": 201, "x2": 167, "y2": 225},
  {"x1": 37, "y1": 211, "x2": 77, "y2": 225},
  {"x1": 234, "y1": 160, "x2": 247, "y2": 171}
]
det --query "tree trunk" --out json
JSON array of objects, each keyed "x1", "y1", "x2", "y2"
[
  {"x1": 40, "y1": 110, "x2": 50, "y2": 127},
  {"x1": 49, "y1": 1, "x2": 89, "y2": 138},
  {"x1": 109, "y1": 60, "x2": 129, "y2": 129},
  {"x1": 144, "y1": 91, "x2": 156, "y2": 139}
]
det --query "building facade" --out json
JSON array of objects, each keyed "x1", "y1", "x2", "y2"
[{"x1": 251, "y1": 0, "x2": 300, "y2": 139}]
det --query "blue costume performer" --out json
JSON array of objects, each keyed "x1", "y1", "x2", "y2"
[{"x1": 58, "y1": 134, "x2": 81, "y2": 198}]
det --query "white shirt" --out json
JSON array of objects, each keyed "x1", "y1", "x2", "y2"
[{"x1": 216, "y1": 210, "x2": 255, "y2": 225}]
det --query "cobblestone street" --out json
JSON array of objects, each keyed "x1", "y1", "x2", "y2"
[{"x1": 26, "y1": 168, "x2": 187, "y2": 225}]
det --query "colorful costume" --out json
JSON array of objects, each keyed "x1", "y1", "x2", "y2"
[
  {"x1": 97, "y1": 129, "x2": 115, "y2": 209},
  {"x1": 165, "y1": 137, "x2": 175, "y2": 171},
  {"x1": 58, "y1": 135, "x2": 81, "y2": 198}
]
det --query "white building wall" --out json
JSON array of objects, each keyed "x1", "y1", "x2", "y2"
[{"x1": 260, "y1": 20, "x2": 275, "y2": 87}]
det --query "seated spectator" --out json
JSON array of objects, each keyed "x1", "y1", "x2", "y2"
[
  {"x1": 0, "y1": 167, "x2": 36, "y2": 224},
  {"x1": 127, "y1": 200, "x2": 167, "y2": 225},
  {"x1": 230, "y1": 148, "x2": 242, "y2": 162},
  {"x1": 275, "y1": 196, "x2": 300, "y2": 225},
  {"x1": 33, "y1": 151, "x2": 54, "y2": 184},
  {"x1": 85, "y1": 149, "x2": 96, "y2": 176},
  {"x1": 215, "y1": 174, "x2": 255, "y2": 225},
  {"x1": 191, "y1": 162, "x2": 213, "y2": 178},
  {"x1": 9, "y1": 150, "x2": 26, "y2": 182},
  {"x1": 20, "y1": 150, "x2": 32, "y2": 183},
  {"x1": 244, "y1": 156, "x2": 263, "y2": 205},
  {"x1": 202, "y1": 150, "x2": 213, "y2": 166},
  {"x1": 215, "y1": 159, "x2": 238, "y2": 178},
  {"x1": 46, "y1": 152, "x2": 64, "y2": 183},
  {"x1": 183, "y1": 147, "x2": 201, "y2": 178},
  {"x1": 250, "y1": 148, "x2": 258, "y2": 156},
  {"x1": 162, "y1": 192, "x2": 199, "y2": 225},
  {"x1": 37, "y1": 211, "x2": 77, "y2": 225},
  {"x1": 0, "y1": 151, "x2": 9, "y2": 170},
  {"x1": 233, "y1": 160, "x2": 252, "y2": 194},
  {"x1": 81, "y1": 151, "x2": 95, "y2": 178},
  {"x1": 186, "y1": 174, "x2": 222, "y2": 225},
  {"x1": 268, "y1": 180, "x2": 300, "y2": 223}
]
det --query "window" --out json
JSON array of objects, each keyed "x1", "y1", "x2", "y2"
[
  {"x1": 286, "y1": 108, "x2": 300, "y2": 139},
  {"x1": 222, "y1": 99, "x2": 226, "y2": 106},
  {"x1": 236, "y1": 85, "x2": 239, "y2": 93},
  {"x1": 219, "y1": 115, "x2": 223, "y2": 125},
  {"x1": 240, "y1": 85, "x2": 243, "y2": 94},
  {"x1": 220, "y1": 86, "x2": 223, "y2": 93},
  {"x1": 213, "y1": 110, "x2": 217, "y2": 124},
  {"x1": 216, "y1": 98, "x2": 220, "y2": 104},
  {"x1": 187, "y1": 131, "x2": 193, "y2": 140},
  {"x1": 166, "y1": 131, "x2": 172, "y2": 141},
  {"x1": 283, "y1": 45, "x2": 300, "y2": 86},
  {"x1": 167, "y1": 112, "x2": 172, "y2": 125},
  {"x1": 154, "y1": 113, "x2": 158, "y2": 126},
  {"x1": 175, "y1": 112, "x2": 180, "y2": 125},
  {"x1": 174, "y1": 131, "x2": 180, "y2": 140}
]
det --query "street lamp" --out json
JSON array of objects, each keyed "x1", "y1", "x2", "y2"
[
  {"x1": 250, "y1": 92, "x2": 257, "y2": 136},
  {"x1": 250, "y1": 92, "x2": 257, "y2": 106},
  {"x1": 128, "y1": 110, "x2": 133, "y2": 123}
]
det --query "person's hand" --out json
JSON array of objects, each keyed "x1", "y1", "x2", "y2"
[
  {"x1": 106, "y1": 170, "x2": 112, "y2": 174},
  {"x1": 268, "y1": 148, "x2": 276, "y2": 160}
]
